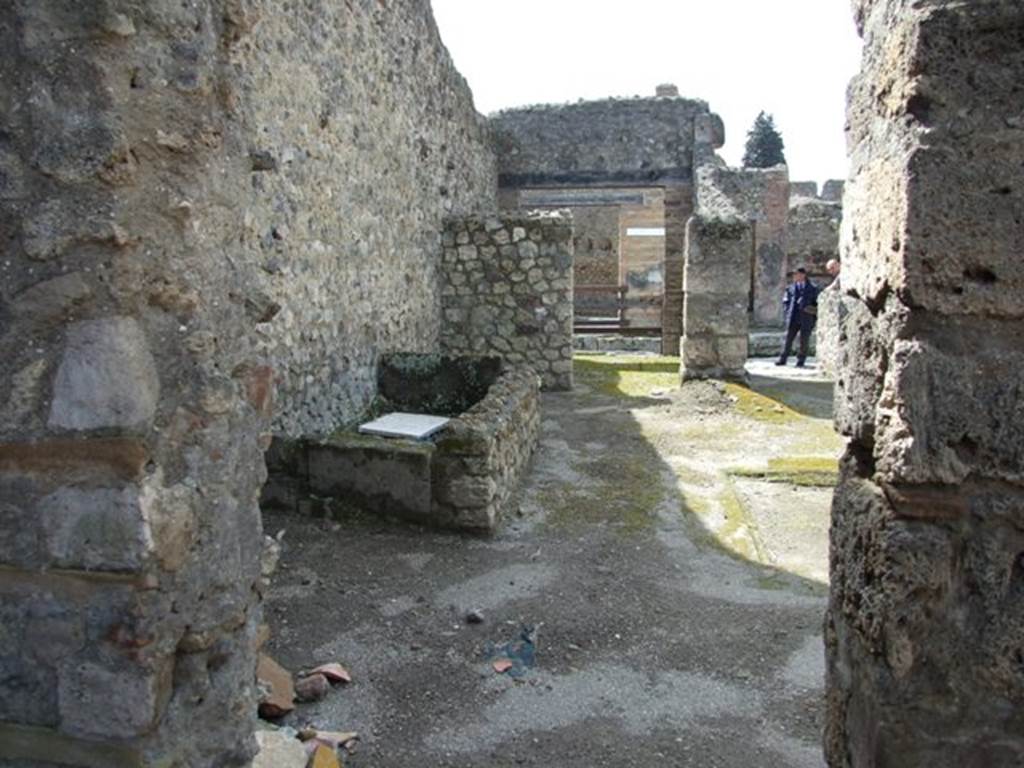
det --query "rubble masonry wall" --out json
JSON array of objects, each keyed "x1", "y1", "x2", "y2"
[
  {"x1": 826, "y1": 0, "x2": 1024, "y2": 764},
  {"x1": 0, "y1": 1, "x2": 495, "y2": 765},
  {"x1": 440, "y1": 212, "x2": 574, "y2": 391}
]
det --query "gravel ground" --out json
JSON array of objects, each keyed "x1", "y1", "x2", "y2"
[{"x1": 262, "y1": 356, "x2": 841, "y2": 767}]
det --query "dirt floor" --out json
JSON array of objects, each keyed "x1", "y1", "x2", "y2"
[{"x1": 262, "y1": 354, "x2": 843, "y2": 767}]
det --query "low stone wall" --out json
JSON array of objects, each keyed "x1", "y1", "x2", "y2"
[
  {"x1": 680, "y1": 216, "x2": 752, "y2": 381},
  {"x1": 432, "y1": 366, "x2": 541, "y2": 531},
  {"x1": 440, "y1": 212, "x2": 574, "y2": 390},
  {"x1": 263, "y1": 358, "x2": 540, "y2": 533},
  {"x1": 574, "y1": 335, "x2": 662, "y2": 354}
]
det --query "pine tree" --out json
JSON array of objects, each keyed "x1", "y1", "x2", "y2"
[{"x1": 742, "y1": 111, "x2": 787, "y2": 168}]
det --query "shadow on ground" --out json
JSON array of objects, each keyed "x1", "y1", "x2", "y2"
[{"x1": 260, "y1": 353, "x2": 842, "y2": 768}]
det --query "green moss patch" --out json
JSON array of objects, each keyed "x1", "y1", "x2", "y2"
[
  {"x1": 574, "y1": 355, "x2": 680, "y2": 399},
  {"x1": 541, "y1": 454, "x2": 667, "y2": 534},
  {"x1": 729, "y1": 455, "x2": 839, "y2": 487},
  {"x1": 723, "y1": 382, "x2": 802, "y2": 424}
]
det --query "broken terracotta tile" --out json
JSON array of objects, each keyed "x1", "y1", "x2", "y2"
[
  {"x1": 309, "y1": 662, "x2": 352, "y2": 684},
  {"x1": 312, "y1": 730, "x2": 358, "y2": 749},
  {"x1": 257, "y1": 654, "x2": 295, "y2": 718},
  {"x1": 309, "y1": 743, "x2": 341, "y2": 768}
]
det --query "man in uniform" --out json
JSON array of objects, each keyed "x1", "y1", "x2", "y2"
[{"x1": 776, "y1": 267, "x2": 819, "y2": 368}]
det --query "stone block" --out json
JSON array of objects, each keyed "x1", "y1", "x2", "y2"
[
  {"x1": 48, "y1": 317, "x2": 159, "y2": 432},
  {"x1": 683, "y1": 294, "x2": 750, "y2": 337},
  {"x1": 307, "y1": 438, "x2": 433, "y2": 520},
  {"x1": 39, "y1": 486, "x2": 151, "y2": 572},
  {"x1": 57, "y1": 658, "x2": 172, "y2": 739}
]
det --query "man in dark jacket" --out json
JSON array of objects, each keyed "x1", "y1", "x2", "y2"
[{"x1": 776, "y1": 267, "x2": 819, "y2": 368}]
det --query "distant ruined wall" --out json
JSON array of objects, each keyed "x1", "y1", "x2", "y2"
[
  {"x1": 491, "y1": 94, "x2": 721, "y2": 354},
  {"x1": 0, "y1": 1, "x2": 495, "y2": 765},
  {"x1": 787, "y1": 198, "x2": 841, "y2": 278},
  {"x1": 491, "y1": 97, "x2": 719, "y2": 187},
  {"x1": 440, "y1": 212, "x2": 574, "y2": 391},
  {"x1": 570, "y1": 206, "x2": 619, "y2": 286},
  {"x1": 827, "y1": 0, "x2": 1024, "y2": 765}
]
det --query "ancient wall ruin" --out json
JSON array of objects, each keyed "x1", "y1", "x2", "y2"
[
  {"x1": 788, "y1": 197, "x2": 842, "y2": 279},
  {"x1": 440, "y1": 212, "x2": 574, "y2": 391},
  {"x1": 492, "y1": 93, "x2": 723, "y2": 354},
  {"x1": 0, "y1": 1, "x2": 496, "y2": 764},
  {"x1": 826, "y1": 0, "x2": 1024, "y2": 764}
]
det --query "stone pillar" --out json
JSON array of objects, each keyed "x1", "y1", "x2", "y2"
[
  {"x1": 0, "y1": 4, "x2": 268, "y2": 766},
  {"x1": 826, "y1": 1, "x2": 1024, "y2": 765},
  {"x1": 680, "y1": 216, "x2": 751, "y2": 381}
]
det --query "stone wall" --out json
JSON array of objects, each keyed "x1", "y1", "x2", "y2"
[
  {"x1": 432, "y1": 365, "x2": 542, "y2": 532},
  {"x1": 814, "y1": 284, "x2": 843, "y2": 377},
  {"x1": 491, "y1": 96, "x2": 722, "y2": 187},
  {"x1": 820, "y1": 179, "x2": 845, "y2": 202},
  {"x1": 787, "y1": 198, "x2": 842, "y2": 278},
  {"x1": 0, "y1": 1, "x2": 496, "y2": 764},
  {"x1": 680, "y1": 216, "x2": 752, "y2": 381},
  {"x1": 240, "y1": 1, "x2": 496, "y2": 437},
  {"x1": 440, "y1": 212, "x2": 574, "y2": 391},
  {"x1": 695, "y1": 164, "x2": 790, "y2": 326},
  {"x1": 826, "y1": 1, "x2": 1024, "y2": 765}
]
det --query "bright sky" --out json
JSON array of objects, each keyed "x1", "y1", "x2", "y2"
[{"x1": 431, "y1": 0, "x2": 864, "y2": 186}]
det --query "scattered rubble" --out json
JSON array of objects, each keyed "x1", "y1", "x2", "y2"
[
  {"x1": 257, "y1": 654, "x2": 296, "y2": 719},
  {"x1": 295, "y1": 673, "x2": 331, "y2": 703}
]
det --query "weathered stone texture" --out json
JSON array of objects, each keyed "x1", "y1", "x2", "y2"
[
  {"x1": 264, "y1": 355, "x2": 540, "y2": 534},
  {"x1": 440, "y1": 212, "x2": 574, "y2": 391},
  {"x1": 680, "y1": 216, "x2": 751, "y2": 381},
  {"x1": 827, "y1": 1, "x2": 1024, "y2": 765},
  {"x1": 696, "y1": 164, "x2": 790, "y2": 326},
  {"x1": 814, "y1": 284, "x2": 845, "y2": 378},
  {"x1": 0, "y1": 1, "x2": 496, "y2": 765},
  {"x1": 787, "y1": 198, "x2": 841, "y2": 278},
  {"x1": 492, "y1": 97, "x2": 718, "y2": 187},
  {"x1": 236, "y1": 1, "x2": 496, "y2": 437}
]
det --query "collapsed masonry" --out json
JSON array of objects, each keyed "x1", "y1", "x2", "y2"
[{"x1": 0, "y1": 0, "x2": 1020, "y2": 766}]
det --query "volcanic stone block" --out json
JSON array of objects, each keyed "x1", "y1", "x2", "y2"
[
  {"x1": 48, "y1": 317, "x2": 159, "y2": 432},
  {"x1": 827, "y1": 1, "x2": 1024, "y2": 764},
  {"x1": 38, "y1": 487, "x2": 151, "y2": 572}
]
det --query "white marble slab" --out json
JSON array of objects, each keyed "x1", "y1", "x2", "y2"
[{"x1": 358, "y1": 412, "x2": 450, "y2": 440}]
